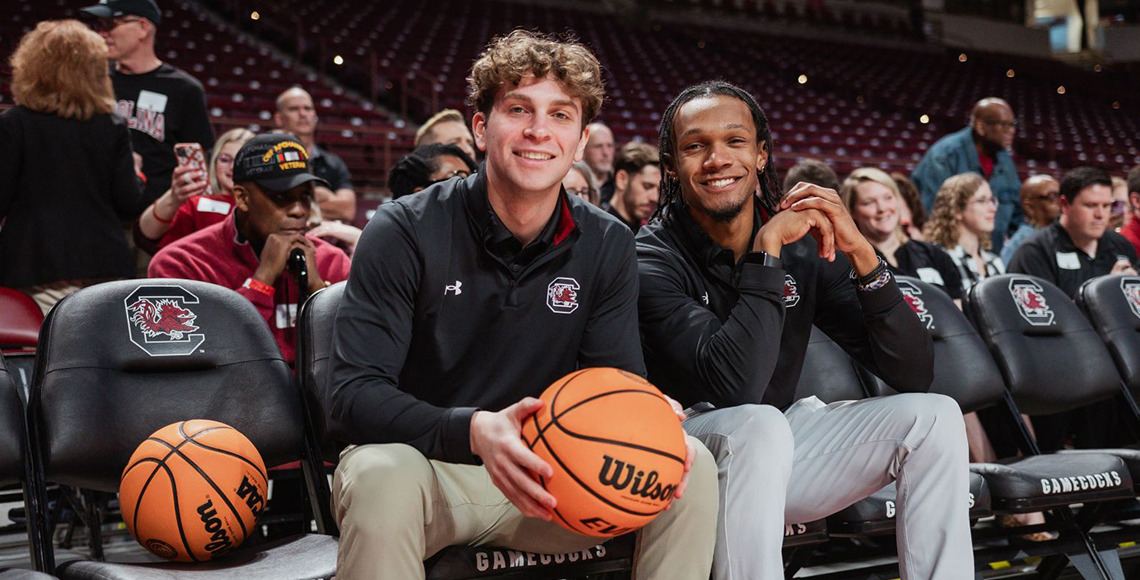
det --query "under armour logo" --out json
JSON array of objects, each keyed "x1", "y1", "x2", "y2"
[
  {"x1": 444, "y1": 281, "x2": 462, "y2": 296},
  {"x1": 701, "y1": 292, "x2": 709, "y2": 305}
]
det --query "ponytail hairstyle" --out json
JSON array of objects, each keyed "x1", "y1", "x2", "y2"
[{"x1": 654, "y1": 80, "x2": 780, "y2": 221}]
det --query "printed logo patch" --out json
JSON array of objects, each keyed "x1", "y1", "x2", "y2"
[
  {"x1": 1009, "y1": 278, "x2": 1055, "y2": 327},
  {"x1": 897, "y1": 280, "x2": 934, "y2": 330},
  {"x1": 783, "y1": 275, "x2": 800, "y2": 307},
  {"x1": 124, "y1": 285, "x2": 206, "y2": 356},
  {"x1": 1122, "y1": 278, "x2": 1140, "y2": 321},
  {"x1": 547, "y1": 277, "x2": 580, "y2": 314}
]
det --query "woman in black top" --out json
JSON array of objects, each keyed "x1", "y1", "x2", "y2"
[
  {"x1": 0, "y1": 20, "x2": 145, "y2": 313},
  {"x1": 840, "y1": 167, "x2": 963, "y2": 300}
]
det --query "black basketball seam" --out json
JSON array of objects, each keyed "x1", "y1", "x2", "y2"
[
  {"x1": 181, "y1": 438, "x2": 268, "y2": 483},
  {"x1": 123, "y1": 423, "x2": 214, "y2": 536},
  {"x1": 531, "y1": 430, "x2": 591, "y2": 536},
  {"x1": 158, "y1": 437, "x2": 252, "y2": 540},
  {"x1": 165, "y1": 460, "x2": 201, "y2": 563},
  {"x1": 531, "y1": 389, "x2": 660, "y2": 518},
  {"x1": 548, "y1": 385, "x2": 685, "y2": 464},
  {"x1": 125, "y1": 457, "x2": 168, "y2": 534}
]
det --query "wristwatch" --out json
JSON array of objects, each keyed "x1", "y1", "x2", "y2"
[{"x1": 750, "y1": 251, "x2": 783, "y2": 270}]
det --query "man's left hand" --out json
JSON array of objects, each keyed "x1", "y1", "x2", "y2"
[
  {"x1": 781, "y1": 182, "x2": 879, "y2": 275},
  {"x1": 663, "y1": 394, "x2": 695, "y2": 508}
]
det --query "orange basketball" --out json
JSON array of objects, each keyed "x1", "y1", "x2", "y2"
[
  {"x1": 519, "y1": 367, "x2": 687, "y2": 537},
  {"x1": 119, "y1": 420, "x2": 268, "y2": 562}
]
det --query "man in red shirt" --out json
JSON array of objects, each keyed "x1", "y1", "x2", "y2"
[
  {"x1": 1124, "y1": 165, "x2": 1140, "y2": 256},
  {"x1": 149, "y1": 133, "x2": 350, "y2": 364}
]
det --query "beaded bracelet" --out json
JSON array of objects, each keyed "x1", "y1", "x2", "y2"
[{"x1": 850, "y1": 256, "x2": 892, "y2": 293}]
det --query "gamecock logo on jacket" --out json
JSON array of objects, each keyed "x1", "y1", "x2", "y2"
[
  {"x1": 1009, "y1": 278, "x2": 1054, "y2": 327},
  {"x1": 124, "y1": 285, "x2": 206, "y2": 356},
  {"x1": 897, "y1": 280, "x2": 934, "y2": 330},
  {"x1": 547, "y1": 277, "x2": 580, "y2": 314},
  {"x1": 1122, "y1": 278, "x2": 1140, "y2": 321}
]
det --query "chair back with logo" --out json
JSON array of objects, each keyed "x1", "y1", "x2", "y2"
[
  {"x1": 1077, "y1": 275, "x2": 1140, "y2": 397},
  {"x1": 793, "y1": 326, "x2": 868, "y2": 403},
  {"x1": 963, "y1": 274, "x2": 1120, "y2": 415},
  {"x1": 28, "y1": 280, "x2": 304, "y2": 491}
]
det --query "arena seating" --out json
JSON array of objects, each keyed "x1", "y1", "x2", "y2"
[{"x1": 25, "y1": 280, "x2": 337, "y2": 577}]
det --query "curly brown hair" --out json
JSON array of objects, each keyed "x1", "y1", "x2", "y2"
[
  {"x1": 924, "y1": 172, "x2": 991, "y2": 251},
  {"x1": 10, "y1": 20, "x2": 113, "y2": 121},
  {"x1": 467, "y1": 29, "x2": 604, "y2": 127}
]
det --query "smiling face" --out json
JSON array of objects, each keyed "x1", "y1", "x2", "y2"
[
  {"x1": 472, "y1": 73, "x2": 587, "y2": 200},
  {"x1": 214, "y1": 140, "x2": 243, "y2": 194},
  {"x1": 852, "y1": 180, "x2": 900, "y2": 241},
  {"x1": 671, "y1": 94, "x2": 767, "y2": 223}
]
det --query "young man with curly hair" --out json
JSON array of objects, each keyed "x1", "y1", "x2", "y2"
[{"x1": 328, "y1": 30, "x2": 717, "y2": 578}]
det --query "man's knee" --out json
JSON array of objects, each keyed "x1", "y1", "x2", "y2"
[
  {"x1": 893, "y1": 393, "x2": 967, "y2": 453},
  {"x1": 335, "y1": 443, "x2": 434, "y2": 515},
  {"x1": 710, "y1": 404, "x2": 794, "y2": 463},
  {"x1": 677, "y1": 436, "x2": 718, "y2": 508}
]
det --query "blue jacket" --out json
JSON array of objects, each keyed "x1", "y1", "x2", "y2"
[{"x1": 911, "y1": 127, "x2": 1023, "y2": 253}]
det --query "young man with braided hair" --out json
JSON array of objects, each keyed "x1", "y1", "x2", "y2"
[
  {"x1": 636, "y1": 81, "x2": 973, "y2": 579},
  {"x1": 328, "y1": 31, "x2": 717, "y2": 578}
]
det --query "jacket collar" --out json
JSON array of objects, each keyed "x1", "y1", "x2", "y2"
[{"x1": 462, "y1": 166, "x2": 577, "y2": 250}]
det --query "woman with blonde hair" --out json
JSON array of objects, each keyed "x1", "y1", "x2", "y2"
[
  {"x1": 0, "y1": 20, "x2": 144, "y2": 313},
  {"x1": 840, "y1": 167, "x2": 962, "y2": 299},
  {"x1": 137, "y1": 127, "x2": 255, "y2": 249},
  {"x1": 925, "y1": 172, "x2": 1005, "y2": 294}
]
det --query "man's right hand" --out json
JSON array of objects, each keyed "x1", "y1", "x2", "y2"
[
  {"x1": 470, "y1": 398, "x2": 557, "y2": 520},
  {"x1": 754, "y1": 205, "x2": 836, "y2": 260},
  {"x1": 252, "y1": 232, "x2": 312, "y2": 286},
  {"x1": 170, "y1": 163, "x2": 208, "y2": 205}
]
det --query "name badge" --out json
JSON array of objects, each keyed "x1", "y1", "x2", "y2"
[
  {"x1": 275, "y1": 303, "x2": 298, "y2": 329},
  {"x1": 1056, "y1": 252, "x2": 1080, "y2": 270},
  {"x1": 196, "y1": 197, "x2": 232, "y2": 215},
  {"x1": 136, "y1": 90, "x2": 168, "y2": 113},
  {"x1": 916, "y1": 267, "x2": 945, "y2": 286}
]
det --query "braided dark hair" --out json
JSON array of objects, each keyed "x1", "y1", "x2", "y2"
[{"x1": 653, "y1": 80, "x2": 781, "y2": 221}]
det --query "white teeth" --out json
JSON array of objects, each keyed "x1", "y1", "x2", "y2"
[
  {"x1": 708, "y1": 178, "x2": 737, "y2": 188},
  {"x1": 519, "y1": 152, "x2": 553, "y2": 160}
]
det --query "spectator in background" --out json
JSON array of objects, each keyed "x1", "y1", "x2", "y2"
[
  {"x1": 414, "y1": 109, "x2": 477, "y2": 161},
  {"x1": 911, "y1": 98, "x2": 1022, "y2": 253},
  {"x1": 782, "y1": 158, "x2": 839, "y2": 192},
  {"x1": 0, "y1": 20, "x2": 145, "y2": 314},
  {"x1": 1111, "y1": 175, "x2": 1131, "y2": 233},
  {"x1": 1123, "y1": 165, "x2": 1140, "y2": 256},
  {"x1": 1008, "y1": 166, "x2": 1138, "y2": 298},
  {"x1": 892, "y1": 172, "x2": 927, "y2": 241},
  {"x1": 840, "y1": 168, "x2": 962, "y2": 299},
  {"x1": 137, "y1": 128, "x2": 255, "y2": 250},
  {"x1": 583, "y1": 121, "x2": 616, "y2": 203},
  {"x1": 563, "y1": 161, "x2": 599, "y2": 205},
  {"x1": 602, "y1": 142, "x2": 660, "y2": 232},
  {"x1": 149, "y1": 133, "x2": 350, "y2": 365},
  {"x1": 83, "y1": 0, "x2": 214, "y2": 204},
  {"x1": 925, "y1": 173, "x2": 1005, "y2": 295},
  {"x1": 387, "y1": 143, "x2": 477, "y2": 200},
  {"x1": 274, "y1": 87, "x2": 357, "y2": 222},
  {"x1": 1000, "y1": 175, "x2": 1060, "y2": 264}
]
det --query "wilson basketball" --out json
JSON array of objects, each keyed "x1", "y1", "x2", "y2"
[
  {"x1": 519, "y1": 367, "x2": 687, "y2": 537},
  {"x1": 119, "y1": 420, "x2": 268, "y2": 562}
]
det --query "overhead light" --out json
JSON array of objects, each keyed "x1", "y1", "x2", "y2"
[
  {"x1": 797, "y1": 74, "x2": 808, "y2": 85},
  {"x1": 250, "y1": 11, "x2": 260, "y2": 20},
  {"x1": 919, "y1": 114, "x2": 930, "y2": 124},
  {"x1": 1006, "y1": 69, "x2": 1015, "y2": 78},
  {"x1": 1056, "y1": 86, "x2": 1066, "y2": 95},
  {"x1": 958, "y1": 53, "x2": 967, "y2": 63},
  {"x1": 333, "y1": 55, "x2": 344, "y2": 66}
]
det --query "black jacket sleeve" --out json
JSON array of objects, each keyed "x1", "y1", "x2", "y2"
[
  {"x1": 814, "y1": 254, "x2": 934, "y2": 392},
  {"x1": 0, "y1": 111, "x2": 22, "y2": 221},
  {"x1": 328, "y1": 203, "x2": 479, "y2": 464},
  {"x1": 109, "y1": 115, "x2": 147, "y2": 219},
  {"x1": 579, "y1": 226, "x2": 647, "y2": 375},
  {"x1": 638, "y1": 245, "x2": 786, "y2": 407}
]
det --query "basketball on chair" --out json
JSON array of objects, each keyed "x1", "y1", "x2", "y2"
[
  {"x1": 119, "y1": 419, "x2": 269, "y2": 562},
  {"x1": 519, "y1": 367, "x2": 687, "y2": 538}
]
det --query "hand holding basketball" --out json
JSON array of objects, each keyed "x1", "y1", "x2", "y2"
[{"x1": 470, "y1": 398, "x2": 557, "y2": 521}]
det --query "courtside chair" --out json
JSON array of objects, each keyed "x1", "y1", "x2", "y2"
[
  {"x1": 297, "y1": 282, "x2": 635, "y2": 579},
  {"x1": 26, "y1": 280, "x2": 336, "y2": 578},
  {"x1": 965, "y1": 274, "x2": 1137, "y2": 579}
]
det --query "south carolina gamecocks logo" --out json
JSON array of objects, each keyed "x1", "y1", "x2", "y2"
[
  {"x1": 124, "y1": 285, "x2": 206, "y2": 356},
  {"x1": 783, "y1": 275, "x2": 800, "y2": 307},
  {"x1": 547, "y1": 277, "x2": 580, "y2": 314},
  {"x1": 1009, "y1": 278, "x2": 1055, "y2": 327},
  {"x1": 1122, "y1": 278, "x2": 1140, "y2": 321},
  {"x1": 897, "y1": 280, "x2": 934, "y2": 330}
]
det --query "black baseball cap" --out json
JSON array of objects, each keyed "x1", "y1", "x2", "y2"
[
  {"x1": 82, "y1": 0, "x2": 163, "y2": 27},
  {"x1": 232, "y1": 133, "x2": 330, "y2": 193}
]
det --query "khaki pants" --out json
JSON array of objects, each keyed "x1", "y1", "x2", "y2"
[{"x1": 332, "y1": 440, "x2": 718, "y2": 579}]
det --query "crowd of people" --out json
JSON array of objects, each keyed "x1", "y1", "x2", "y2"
[{"x1": 3, "y1": 0, "x2": 1140, "y2": 577}]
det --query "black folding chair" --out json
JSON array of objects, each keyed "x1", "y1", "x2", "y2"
[
  {"x1": 297, "y1": 282, "x2": 634, "y2": 579},
  {"x1": 26, "y1": 280, "x2": 336, "y2": 579}
]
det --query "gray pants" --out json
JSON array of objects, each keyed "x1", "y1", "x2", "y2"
[
  {"x1": 331, "y1": 440, "x2": 719, "y2": 579},
  {"x1": 684, "y1": 394, "x2": 973, "y2": 580}
]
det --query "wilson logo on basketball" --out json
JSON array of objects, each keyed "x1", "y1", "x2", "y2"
[
  {"x1": 597, "y1": 455, "x2": 676, "y2": 502},
  {"x1": 196, "y1": 499, "x2": 234, "y2": 558},
  {"x1": 237, "y1": 475, "x2": 265, "y2": 516},
  {"x1": 124, "y1": 285, "x2": 206, "y2": 356}
]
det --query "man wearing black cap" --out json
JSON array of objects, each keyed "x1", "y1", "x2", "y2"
[
  {"x1": 83, "y1": 0, "x2": 214, "y2": 203},
  {"x1": 148, "y1": 133, "x2": 350, "y2": 365}
]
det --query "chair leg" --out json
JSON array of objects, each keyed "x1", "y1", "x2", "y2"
[{"x1": 82, "y1": 489, "x2": 105, "y2": 561}]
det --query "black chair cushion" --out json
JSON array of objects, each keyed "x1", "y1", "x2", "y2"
[
  {"x1": 33, "y1": 280, "x2": 303, "y2": 491},
  {"x1": 964, "y1": 275, "x2": 1121, "y2": 415},
  {"x1": 55, "y1": 534, "x2": 335, "y2": 580},
  {"x1": 297, "y1": 282, "x2": 345, "y2": 460},
  {"x1": 1078, "y1": 275, "x2": 1140, "y2": 396},
  {"x1": 1057, "y1": 448, "x2": 1140, "y2": 489},
  {"x1": 0, "y1": 354, "x2": 26, "y2": 485},
  {"x1": 827, "y1": 472, "x2": 990, "y2": 534},
  {"x1": 793, "y1": 326, "x2": 867, "y2": 403},
  {"x1": 970, "y1": 453, "x2": 1133, "y2": 511},
  {"x1": 781, "y1": 519, "x2": 828, "y2": 547},
  {"x1": 0, "y1": 570, "x2": 57, "y2": 579},
  {"x1": 425, "y1": 535, "x2": 634, "y2": 579}
]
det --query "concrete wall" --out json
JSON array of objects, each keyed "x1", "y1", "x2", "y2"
[{"x1": 928, "y1": 13, "x2": 1053, "y2": 58}]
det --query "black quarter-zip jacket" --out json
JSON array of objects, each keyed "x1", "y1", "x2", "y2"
[
  {"x1": 636, "y1": 200, "x2": 934, "y2": 411},
  {"x1": 329, "y1": 171, "x2": 645, "y2": 465}
]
